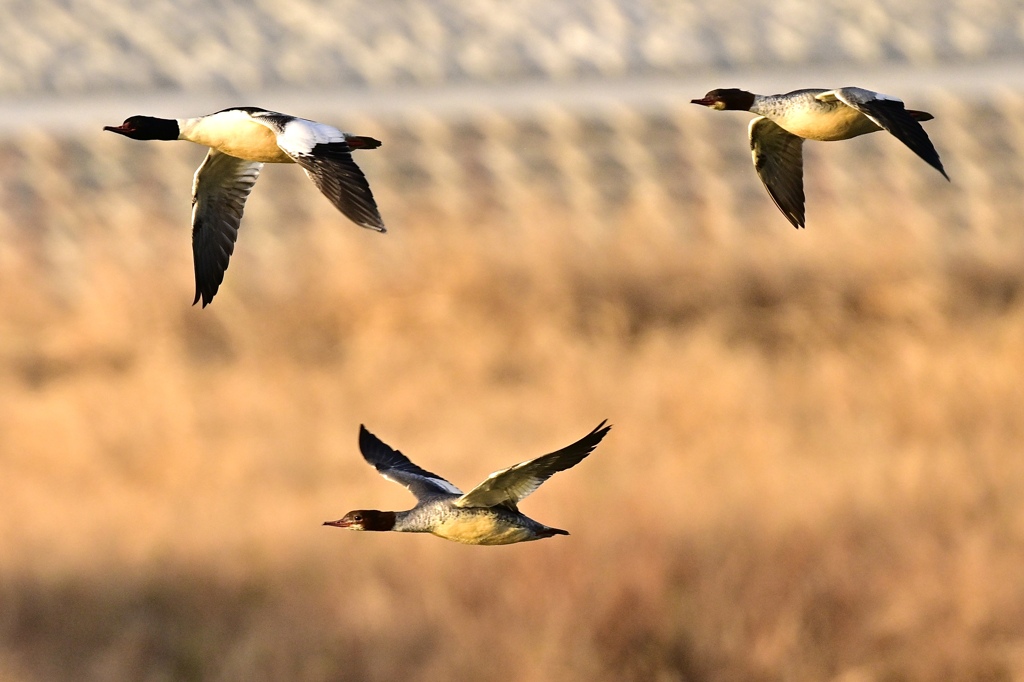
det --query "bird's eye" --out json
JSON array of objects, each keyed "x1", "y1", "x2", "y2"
[{"x1": 353, "y1": 514, "x2": 362, "y2": 521}]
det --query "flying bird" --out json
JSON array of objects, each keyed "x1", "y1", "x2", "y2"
[
  {"x1": 104, "y1": 107, "x2": 385, "y2": 306},
  {"x1": 691, "y1": 87, "x2": 948, "y2": 228},
  {"x1": 324, "y1": 422, "x2": 611, "y2": 545}
]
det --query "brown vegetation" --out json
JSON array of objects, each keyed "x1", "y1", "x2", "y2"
[{"x1": 2, "y1": 169, "x2": 1024, "y2": 681}]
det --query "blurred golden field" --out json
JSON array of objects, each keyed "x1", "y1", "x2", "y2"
[{"x1": 2, "y1": 107, "x2": 1024, "y2": 682}]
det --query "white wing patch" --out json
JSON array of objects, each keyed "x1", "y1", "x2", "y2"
[
  {"x1": 275, "y1": 118, "x2": 347, "y2": 156},
  {"x1": 818, "y1": 87, "x2": 903, "y2": 104},
  {"x1": 382, "y1": 471, "x2": 462, "y2": 496}
]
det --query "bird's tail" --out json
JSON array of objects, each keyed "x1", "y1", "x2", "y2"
[
  {"x1": 344, "y1": 135, "x2": 382, "y2": 150},
  {"x1": 539, "y1": 526, "x2": 569, "y2": 538}
]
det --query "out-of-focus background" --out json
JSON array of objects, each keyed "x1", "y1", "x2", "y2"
[{"x1": 3, "y1": 1, "x2": 1024, "y2": 680}]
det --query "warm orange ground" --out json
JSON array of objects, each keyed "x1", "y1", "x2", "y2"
[{"x1": 2, "y1": 203, "x2": 1023, "y2": 681}]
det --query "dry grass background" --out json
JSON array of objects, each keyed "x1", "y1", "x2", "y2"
[{"x1": 2, "y1": 115, "x2": 1024, "y2": 682}]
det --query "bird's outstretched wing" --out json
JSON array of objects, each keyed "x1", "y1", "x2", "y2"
[
  {"x1": 455, "y1": 421, "x2": 611, "y2": 510},
  {"x1": 358, "y1": 425, "x2": 463, "y2": 502},
  {"x1": 255, "y1": 113, "x2": 386, "y2": 231},
  {"x1": 749, "y1": 117, "x2": 806, "y2": 229},
  {"x1": 190, "y1": 150, "x2": 263, "y2": 307},
  {"x1": 822, "y1": 88, "x2": 948, "y2": 180}
]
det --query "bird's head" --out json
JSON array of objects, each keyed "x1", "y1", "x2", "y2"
[
  {"x1": 690, "y1": 89, "x2": 756, "y2": 111},
  {"x1": 323, "y1": 510, "x2": 396, "y2": 532},
  {"x1": 103, "y1": 115, "x2": 179, "y2": 141}
]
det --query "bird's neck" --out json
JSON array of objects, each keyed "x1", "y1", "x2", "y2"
[
  {"x1": 361, "y1": 510, "x2": 399, "y2": 531},
  {"x1": 393, "y1": 506, "x2": 448, "y2": 533}
]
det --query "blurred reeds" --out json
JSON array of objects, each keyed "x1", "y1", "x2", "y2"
[{"x1": 2, "y1": 100, "x2": 1024, "y2": 681}]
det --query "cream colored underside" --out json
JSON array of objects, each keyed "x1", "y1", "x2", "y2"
[
  {"x1": 776, "y1": 105, "x2": 880, "y2": 141},
  {"x1": 431, "y1": 514, "x2": 534, "y2": 545},
  {"x1": 183, "y1": 117, "x2": 294, "y2": 163}
]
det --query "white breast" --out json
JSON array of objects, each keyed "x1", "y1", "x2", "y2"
[
  {"x1": 432, "y1": 514, "x2": 533, "y2": 545},
  {"x1": 774, "y1": 105, "x2": 880, "y2": 142},
  {"x1": 179, "y1": 111, "x2": 293, "y2": 163}
]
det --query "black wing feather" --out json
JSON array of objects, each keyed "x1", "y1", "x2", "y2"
[
  {"x1": 190, "y1": 151, "x2": 262, "y2": 307},
  {"x1": 749, "y1": 118, "x2": 806, "y2": 229},
  {"x1": 294, "y1": 143, "x2": 386, "y2": 231},
  {"x1": 358, "y1": 425, "x2": 462, "y2": 500},
  {"x1": 835, "y1": 89, "x2": 949, "y2": 180}
]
